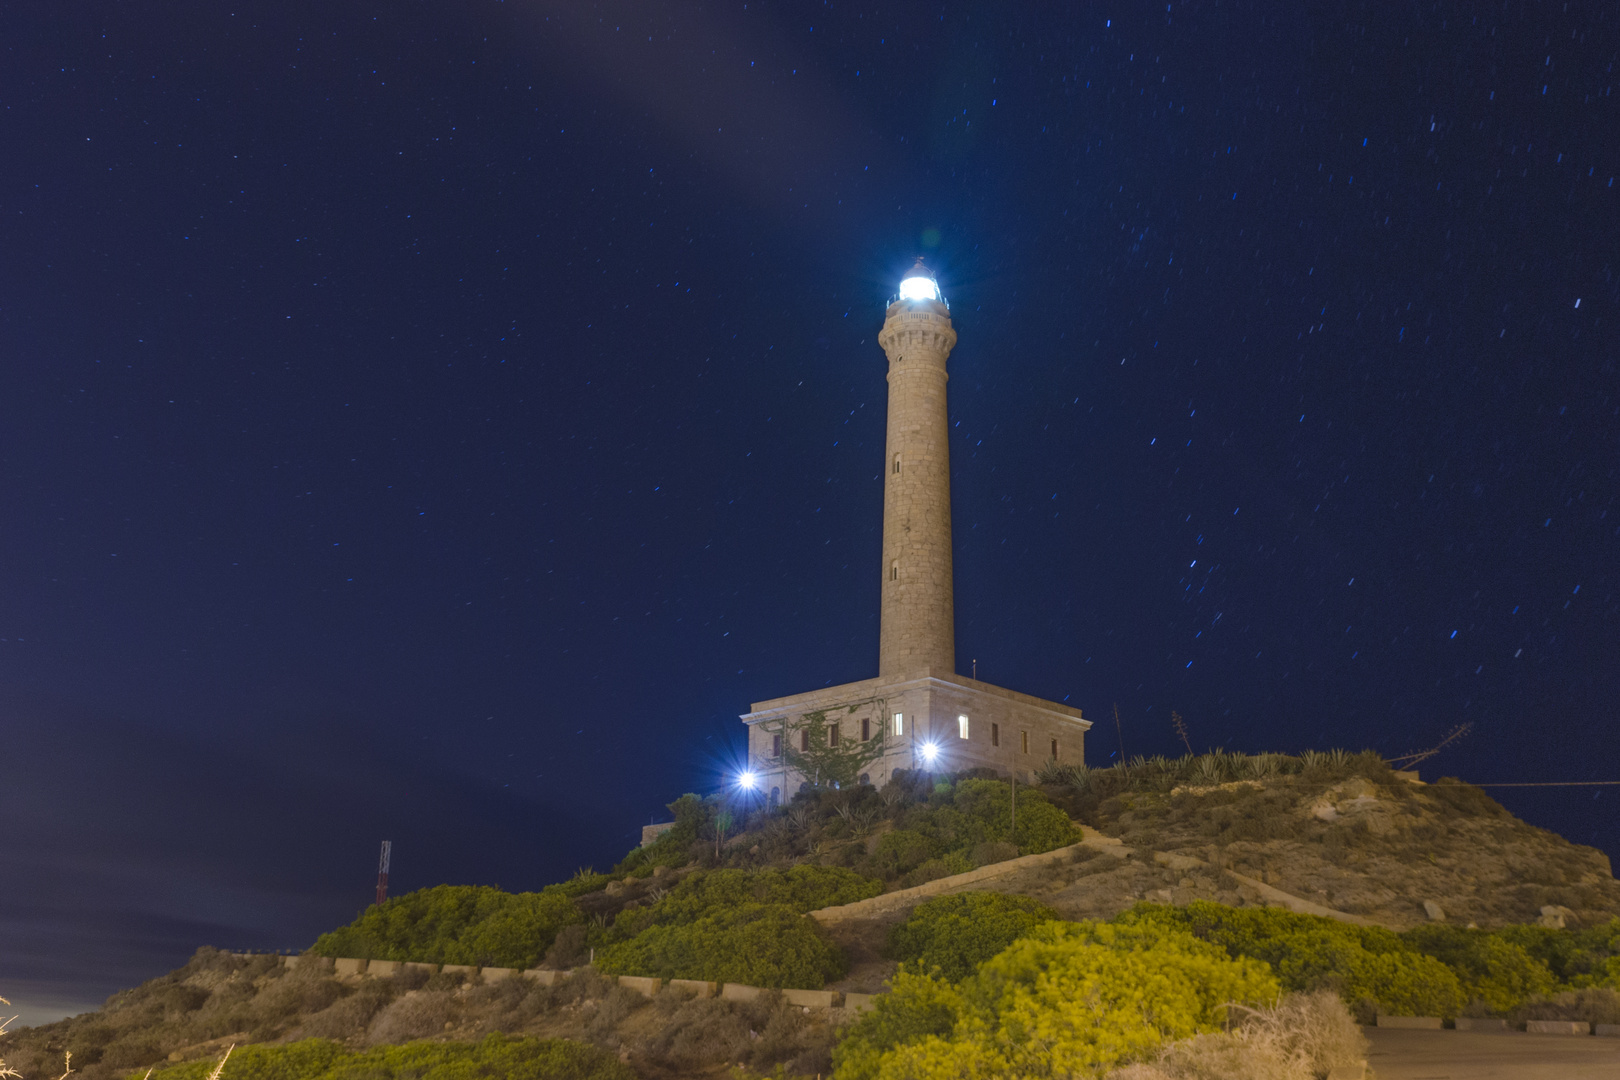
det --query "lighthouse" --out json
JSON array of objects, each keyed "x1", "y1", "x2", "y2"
[
  {"x1": 741, "y1": 259, "x2": 1090, "y2": 799},
  {"x1": 878, "y1": 259, "x2": 958, "y2": 676}
]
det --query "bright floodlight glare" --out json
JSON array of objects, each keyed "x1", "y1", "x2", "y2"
[
  {"x1": 898, "y1": 274, "x2": 940, "y2": 301},
  {"x1": 919, "y1": 742, "x2": 940, "y2": 765},
  {"x1": 738, "y1": 770, "x2": 759, "y2": 791}
]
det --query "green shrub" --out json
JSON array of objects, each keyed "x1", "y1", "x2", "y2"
[
  {"x1": 310, "y1": 885, "x2": 581, "y2": 968},
  {"x1": 595, "y1": 902, "x2": 846, "y2": 988},
  {"x1": 1126, "y1": 901, "x2": 1466, "y2": 1017},
  {"x1": 135, "y1": 1035, "x2": 632, "y2": 1080},
  {"x1": 1497, "y1": 917, "x2": 1620, "y2": 987},
  {"x1": 617, "y1": 793, "x2": 710, "y2": 872},
  {"x1": 886, "y1": 893, "x2": 1058, "y2": 983},
  {"x1": 833, "y1": 919, "x2": 1278, "y2": 1080},
  {"x1": 864, "y1": 829, "x2": 943, "y2": 879},
  {"x1": 952, "y1": 778, "x2": 1081, "y2": 854},
  {"x1": 1401, "y1": 924, "x2": 1557, "y2": 1012},
  {"x1": 612, "y1": 865, "x2": 879, "y2": 942}
]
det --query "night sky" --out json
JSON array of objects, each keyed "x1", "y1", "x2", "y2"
[{"x1": 4, "y1": 0, "x2": 1617, "y2": 1026}]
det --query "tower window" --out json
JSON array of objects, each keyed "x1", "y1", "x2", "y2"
[
  {"x1": 829, "y1": 725, "x2": 840, "y2": 747},
  {"x1": 890, "y1": 560, "x2": 898, "y2": 581},
  {"x1": 892, "y1": 712, "x2": 904, "y2": 736},
  {"x1": 1021, "y1": 730, "x2": 1029, "y2": 754},
  {"x1": 800, "y1": 730, "x2": 810, "y2": 752},
  {"x1": 892, "y1": 453, "x2": 902, "y2": 474},
  {"x1": 861, "y1": 717, "x2": 871, "y2": 741},
  {"x1": 957, "y1": 714, "x2": 969, "y2": 740},
  {"x1": 991, "y1": 722, "x2": 1000, "y2": 747},
  {"x1": 772, "y1": 734, "x2": 782, "y2": 758},
  {"x1": 1051, "y1": 738, "x2": 1059, "y2": 760}
]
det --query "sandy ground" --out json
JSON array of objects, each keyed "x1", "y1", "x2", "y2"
[{"x1": 1365, "y1": 1026, "x2": 1620, "y2": 1079}]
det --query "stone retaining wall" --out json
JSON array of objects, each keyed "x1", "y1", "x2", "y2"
[{"x1": 252, "y1": 954, "x2": 869, "y2": 1011}]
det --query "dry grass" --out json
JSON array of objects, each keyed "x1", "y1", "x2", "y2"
[{"x1": 1105, "y1": 991, "x2": 1366, "y2": 1080}]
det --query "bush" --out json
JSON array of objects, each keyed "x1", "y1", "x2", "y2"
[
  {"x1": 137, "y1": 1035, "x2": 632, "y2": 1080},
  {"x1": 1108, "y1": 990, "x2": 1366, "y2": 1080},
  {"x1": 1497, "y1": 917, "x2": 1620, "y2": 987},
  {"x1": 886, "y1": 893, "x2": 1058, "y2": 983},
  {"x1": 1511, "y1": 987, "x2": 1620, "y2": 1026},
  {"x1": 595, "y1": 903, "x2": 847, "y2": 988},
  {"x1": 834, "y1": 920, "x2": 1279, "y2": 1080},
  {"x1": 310, "y1": 885, "x2": 581, "y2": 969},
  {"x1": 611, "y1": 865, "x2": 879, "y2": 943},
  {"x1": 1127, "y1": 901, "x2": 1466, "y2": 1017},
  {"x1": 1401, "y1": 924, "x2": 1557, "y2": 1012}
]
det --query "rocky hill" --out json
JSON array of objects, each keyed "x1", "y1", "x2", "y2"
[{"x1": 4, "y1": 752, "x2": 1616, "y2": 1080}]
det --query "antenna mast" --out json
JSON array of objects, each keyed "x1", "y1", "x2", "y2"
[{"x1": 375, "y1": 840, "x2": 392, "y2": 907}]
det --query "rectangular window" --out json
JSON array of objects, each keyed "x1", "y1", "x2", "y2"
[
  {"x1": 861, "y1": 717, "x2": 871, "y2": 741},
  {"x1": 1021, "y1": 730, "x2": 1029, "y2": 754},
  {"x1": 772, "y1": 734, "x2": 782, "y2": 757},
  {"x1": 800, "y1": 729, "x2": 810, "y2": 752},
  {"x1": 957, "y1": 714, "x2": 969, "y2": 740},
  {"x1": 829, "y1": 725, "x2": 840, "y2": 747},
  {"x1": 892, "y1": 712, "x2": 904, "y2": 736},
  {"x1": 1051, "y1": 738, "x2": 1059, "y2": 760},
  {"x1": 991, "y1": 722, "x2": 1000, "y2": 747}
]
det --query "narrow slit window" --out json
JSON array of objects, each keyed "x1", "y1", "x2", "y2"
[
  {"x1": 800, "y1": 729, "x2": 810, "y2": 752},
  {"x1": 1050, "y1": 738, "x2": 1059, "y2": 760},
  {"x1": 991, "y1": 722, "x2": 1000, "y2": 747},
  {"x1": 957, "y1": 714, "x2": 969, "y2": 740},
  {"x1": 892, "y1": 453, "x2": 902, "y2": 474},
  {"x1": 892, "y1": 712, "x2": 904, "y2": 736},
  {"x1": 890, "y1": 560, "x2": 898, "y2": 581},
  {"x1": 1021, "y1": 730, "x2": 1029, "y2": 754},
  {"x1": 861, "y1": 717, "x2": 871, "y2": 741},
  {"x1": 829, "y1": 725, "x2": 840, "y2": 748},
  {"x1": 772, "y1": 733, "x2": 782, "y2": 758}
]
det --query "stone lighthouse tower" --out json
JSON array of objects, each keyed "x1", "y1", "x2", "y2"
[
  {"x1": 740, "y1": 258, "x2": 1090, "y2": 800},
  {"x1": 878, "y1": 259, "x2": 958, "y2": 676}
]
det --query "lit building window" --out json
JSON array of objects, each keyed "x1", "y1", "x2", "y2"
[
  {"x1": 893, "y1": 712, "x2": 904, "y2": 736},
  {"x1": 957, "y1": 714, "x2": 969, "y2": 740}
]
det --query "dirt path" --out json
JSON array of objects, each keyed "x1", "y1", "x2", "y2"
[{"x1": 1365, "y1": 1027, "x2": 1620, "y2": 1079}]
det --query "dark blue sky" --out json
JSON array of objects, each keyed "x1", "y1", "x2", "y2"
[{"x1": 3, "y1": 0, "x2": 1616, "y2": 1025}]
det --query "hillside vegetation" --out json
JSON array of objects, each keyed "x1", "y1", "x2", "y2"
[{"x1": 6, "y1": 751, "x2": 1620, "y2": 1080}]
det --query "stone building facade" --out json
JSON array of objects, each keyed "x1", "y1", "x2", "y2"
[{"x1": 741, "y1": 261, "x2": 1089, "y2": 797}]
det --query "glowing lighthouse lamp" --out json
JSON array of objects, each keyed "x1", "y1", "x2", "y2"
[{"x1": 896, "y1": 260, "x2": 943, "y2": 302}]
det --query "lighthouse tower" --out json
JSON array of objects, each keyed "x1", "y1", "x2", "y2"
[
  {"x1": 878, "y1": 260, "x2": 958, "y2": 676},
  {"x1": 740, "y1": 258, "x2": 1090, "y2": 800}
]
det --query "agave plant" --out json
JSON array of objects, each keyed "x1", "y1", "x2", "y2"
[
  {"x1": 1300, "y1": 749, "x2": 1329, "y2": 774},
  {"x1": 1195, "y1": 753, "x2": 1224, "y2": 785}
]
